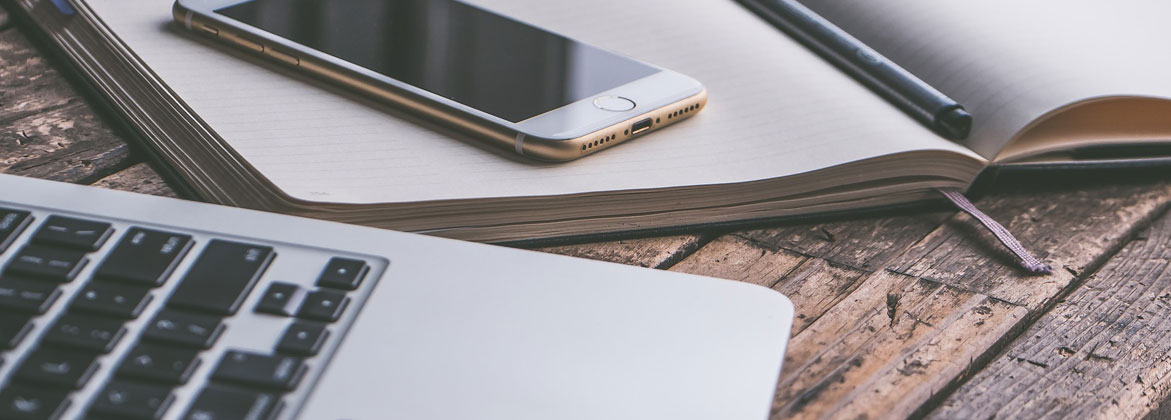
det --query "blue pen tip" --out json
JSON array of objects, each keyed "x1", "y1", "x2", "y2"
[{"x1": 50, "y1": 0, "x2": 77, "y2": 16}]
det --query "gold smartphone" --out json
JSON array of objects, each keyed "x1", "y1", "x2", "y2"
[{"x1": 172, "y1": 0, "x2": 707, "y2": 161}]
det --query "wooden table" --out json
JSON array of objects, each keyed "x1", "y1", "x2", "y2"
[{"x1": 5, "y1": 6, "x2": 1171, "y2": 419}]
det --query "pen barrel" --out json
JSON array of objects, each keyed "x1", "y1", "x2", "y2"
[{"x1": 739, "y1": 0, "x2": 963, "y2": 132}]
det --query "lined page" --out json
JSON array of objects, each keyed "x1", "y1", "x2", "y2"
[
  {"x1": 801, "y1": 0, "x2": 1171, "y2": 159},
  {"x1": 85, "y1": 0, "x2": 978, "y2": 204}
]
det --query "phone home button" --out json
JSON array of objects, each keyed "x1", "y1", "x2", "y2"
[{"x1": 593, "y1": 96, "x2": 636, "y2": 112}]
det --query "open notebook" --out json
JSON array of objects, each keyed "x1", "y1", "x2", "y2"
[{"x1": 8, "y1": 0, "x2": 1171, "y2": 243}]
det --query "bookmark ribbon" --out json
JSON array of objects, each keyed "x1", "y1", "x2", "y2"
[{"x1": 936, "y1": 188, "x2": 1052, "y2": 274}]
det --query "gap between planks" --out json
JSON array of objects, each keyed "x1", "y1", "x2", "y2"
[
  {"x1": 537, "y1": 232, "x2": 718, "y2": 270},
  {"x1": 912, "y1": 199, "x2": 1171, "y2": 419},
  {"x1": 668, "y1": 178, "x2": 1171, "y2": 420},
  {"x1": 90, "y1": 162, "x2": 178, "y2": 198},
  {"x1": 929, "y1": 202, "x2": 1171, "y2": 420}
]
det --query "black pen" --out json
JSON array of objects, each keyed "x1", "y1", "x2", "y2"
[{"x1": 735, "y1": 0, "x2": 972, "y2": 140}]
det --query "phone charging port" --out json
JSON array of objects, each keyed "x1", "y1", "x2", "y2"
[{"x1": 631, "y1": 118, "x2": 653, "y2": 135}]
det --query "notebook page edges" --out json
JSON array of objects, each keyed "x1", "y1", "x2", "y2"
[
  {"x1": 84, "y1": 0, "x2": 980, "y2": 205},
  {"x1": 801, "y1": 0, "x2": 1171, "y2": 160},
  {"x1": 997, "y1": 97, "x2": 1171, "y2": 162}
]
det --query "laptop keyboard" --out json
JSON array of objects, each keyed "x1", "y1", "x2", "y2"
[{"x1": 0, "y1": 205, "x2": 385, "y2": 420}]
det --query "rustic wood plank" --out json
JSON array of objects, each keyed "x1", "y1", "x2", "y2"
[
  {"x1": 670, "y1": 178, "x2": 1171, "y2": 420},
  {"x1": 91, "y1": 162, "x2": 177, "y2": 197},
  {"x1": 0, "y1": 28, "x2": 136, "y2": 183},
  {"x1": 929, "y1": 209, "x2": 1171, "y2": 420},
  {"x1": 671, "y1": 235, "x2": 871, "y2": 335},
  {"x1": 537, "y1": 235, "x2": 705, "y2": 268},
  {"x1": 777, "y1": 270, "x2": 1028, "y2": 419},
  {"x1": 891, "y1": 182, "x2": 1171, "y2": 310},
  {"x1": 735, "y1": 209, "x2": 954, "y2": 271},
  {"x1": 778, "y1": 181, "x2": 1171, "y2": 420},
  {"x1": 669, "y1": 211, "x2": 955, "y2": 335},
  {"x1": 1, "y1": 29, "x2": 76, "y2": 120}
]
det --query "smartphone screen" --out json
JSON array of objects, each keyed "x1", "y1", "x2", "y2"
[{"x1": 215, "y1": 0, "x2": 661, "y2": 123}]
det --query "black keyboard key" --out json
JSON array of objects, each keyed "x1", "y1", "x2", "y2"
[
  {"x1": 30, "y1": 215, "x2": 113, "y2": 252},
  {"x1": 0, "y1": 208, "x2": 32, "y2": 255},
  {"x1": 183, "y1": 386, "x2": 282, "y2": 420},
  {"x1": 0, "y1": 385, "x2": 70, "y2": 420},
  {"x1": 0, "y1": 313, "x2": 34, "y2": 349},
  {"x1": 95, "y1": 228, "x2": 193, "y2": 287},
  {"x1": 276, "y1": 322, "x2": 329, "y2": 356},
  {"x1": 254, "y1": 282, "x2": 303, "y2": 316},
  {"x1": 211, "y1": 350, "x2": 306, "y2": 391},
  {"x1": 43, "y1": 314, "x2": 126, "y2": 353},
  {"x1": 88, "y1": 381, "x2": 174, "y2": 420},
  {"x1": 14, "y1": 346, "x2": 100, "y2": 389},
  {"x1": 70, "y1": 281, "x2": 152, "y2": 319},
  {"x1": 168, "y1": 240, "x2": 274, "y2": 315},
  {"x1": 0, "y1": 277, "x2": 61, "y2": 314},
  {"x1": 117, "y1": 343, "x2": 201, "y2": 385},
  {"x1": 4, "y1": 246, "x2": 87, "y2": 283},
  {"x1": 142, "y1": 309, "x2": 224, "y2": 349},
  {"x1": 317, "y1": 257, "x2": 369, "y2": 290},
  {"x1": 296, "y1": 290, "x2": 349, "y2": 322}
]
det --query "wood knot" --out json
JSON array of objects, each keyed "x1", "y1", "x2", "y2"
[{"x1": 886, "y1": 293, "x2": 900, "y2": 327}]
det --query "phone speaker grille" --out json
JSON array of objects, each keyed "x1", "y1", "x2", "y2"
[
  {"x1": 582, "y1": 134, "x2": 617, "y2": 151},
  {"x1": 666, "y1": 103, "x2": 700, "y2": 120}
]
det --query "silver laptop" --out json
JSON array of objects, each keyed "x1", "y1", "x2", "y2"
[{"x1": 0, "y1": 173, "x2": 793, "y2": 420}]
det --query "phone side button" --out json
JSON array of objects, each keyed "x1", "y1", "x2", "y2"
[
  {"x1": 227, "y1": 34, "x2": 264, "y2": 53},
  {"x1": 198, "y1": 24, "x2": 218, "y2": 36},
  {"x1": 265, "y1": 48, "x2": 300, "y2": 66}
]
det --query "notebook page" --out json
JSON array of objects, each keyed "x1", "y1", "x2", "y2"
[
  {"x1": 85, "y1": 0, "x2": 979, "y2": 204},
  {"x1": 801, "y1": 0, "x2": 1171, "y2": 159}
]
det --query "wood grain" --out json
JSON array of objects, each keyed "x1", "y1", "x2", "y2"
[
  {"x1": 0, "y1": 29, "x2": 134, "y2": 183},
  {"x1": 734, "y1": 209, "x2": 954, "y2": 271},
  {"x1": 784, "y1": 181, "x2": 1171, "y2": 420},
  {"x1": 671, "y1": 211, "x2": 955, "y2": 335},
  {"x1": 928, "y1": 208, "x2": 1171, "y2": 420},
  {"x1": 91, "y1": 162, "x2": 177, "y2": 197},
  {"x1": 670, "y1": 178, "x2": 1171, "y2": 419},
  {"x1": 889, "y1": 182, "x2": 1171, "y2": 310},
  {"x1": 779, "y1": 270, "x2": 1027, "y2": 420},
  {"x1": 537, "y1": 235, "x2": 706, "y2": 268},
  {"x1": 672, "y1": 234, "x2": 872, "y2": 335}
]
